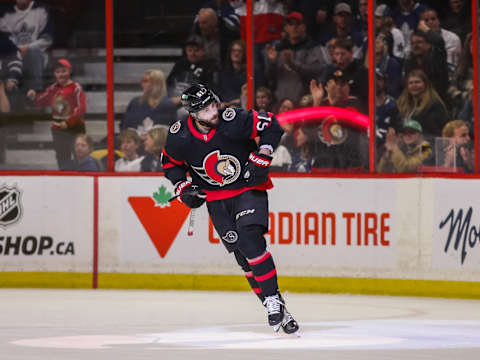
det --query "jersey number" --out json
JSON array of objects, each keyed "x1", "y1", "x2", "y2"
[{"x1": 256, "y1": 114, "x2": 272, "y2": 132}]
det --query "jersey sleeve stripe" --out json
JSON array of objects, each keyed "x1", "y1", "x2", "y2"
[{"x1": 162, "y1": 148, "x2": 184, "y2": 165}]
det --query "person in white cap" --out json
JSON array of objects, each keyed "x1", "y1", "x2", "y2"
[{"x1": 375, "y1": 3, "x2": 406, "y2": 62}]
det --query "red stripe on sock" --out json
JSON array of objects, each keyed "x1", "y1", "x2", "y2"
[
  {"x1": 253, "y1": 287, "x2": 262, "y2": 294},
  {"x1": 247, "y1": 252, "x2": 271, "y2": 266},
  {"x1": 254, "y1": 268, "x2": 277, "y2": 282},
  {"x1": 245, "y1": 271, "x2": 253, "y2": 278}
]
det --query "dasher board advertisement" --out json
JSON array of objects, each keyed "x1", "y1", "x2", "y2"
[
  {"x1": 118, "y1": 177, "x2": 396, "y2": 270},
  {"x1": 0, "y1": 177, "x2": 93, "y2": 271},
  {"x1": 434, "y1": 179, "x2": 480, "y2": 269}
]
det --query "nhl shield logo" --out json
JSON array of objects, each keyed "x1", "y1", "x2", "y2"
[{"x1": 0, "y1": 185, "x2": 22, "y2": 228}]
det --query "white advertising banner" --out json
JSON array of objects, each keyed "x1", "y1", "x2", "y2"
[
  {"x1": 112, "y1": 177, "x2": 396, "y2": 272},
  {"x1": 0, "y1": 177, "x2": 93, "y2": 272},
  {"x1": 433, "y1": 179, "x2": 480, "y2": 269}
]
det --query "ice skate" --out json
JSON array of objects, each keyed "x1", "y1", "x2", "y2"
[
  {"x1": 262, "y1": 294, "x2": 284, "y2": 332},
  {"x1": 280, "y1": 308, "x2": 299, "y2": 335}
]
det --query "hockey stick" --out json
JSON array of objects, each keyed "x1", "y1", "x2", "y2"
[{"x1": 187, "y1": 208, "x2": 196, "y2": 236}]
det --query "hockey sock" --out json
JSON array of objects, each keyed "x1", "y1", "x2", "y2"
[
  {"x1": 244, "y1": 271, "x2": 265, "y2": 302},
  {"x1": 233, "y1": 250, "x2": 265, "y2": 302},
  {"x1": 247, "y1": 251, "x2": 278, "y2": 297}
]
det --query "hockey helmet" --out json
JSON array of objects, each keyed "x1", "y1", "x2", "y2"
[{"x1": 181, "y1": 84, "x2": 220, "y2": 113}]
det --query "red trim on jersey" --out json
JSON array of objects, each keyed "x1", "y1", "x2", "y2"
[
  {"x1": 255, "y1": 269, "x2": 277, "y2": 282},
  {"x1": 188, "y1": 116, "x2": 217, "y2": 142},
  {"x1": 203, "y1": 178, "x2": 273, "y2": 201},
  {"x1": 161, "y1": 163, "x2": 175, "y2": 169},
  {"x1": 250, "y1": 110, "x2": 259, "y2": 138},
  {"x1": 248, "y1": 251, "x2": 271, "y2": 266},
  {"x1": 162, "y1": 148, "x2": 184, "y2": 166}
]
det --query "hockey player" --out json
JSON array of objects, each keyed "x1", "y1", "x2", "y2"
[{"x1": 161, "y1": 83, "x2": 299, "y2": 334}]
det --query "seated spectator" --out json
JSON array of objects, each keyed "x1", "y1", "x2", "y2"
[
  {"x1": 440, "y1": 119, "x2": 474, "y2": 172},
  {"x1": 396, "y1": 69, "x2": 449, "y2": 141},
  {"x1": 0, "y1": 80, "x2": 9, "y2": 113},
  {"x1": 217, "y1": 39, "x2": 263, "y2": 108},
  {"x1": 318, "y1": 3, "x2": 365, "y2": 61},
  {"x1": 313, "y1": 68, "x2": 365, "y2": 113},
  {"x1": 353, "y1": 0, "x2": 368, "y2": 35},
  {"x1": 375, "y1": 68, "x2": 400, "y2": 158},
  {"x1": 140, "y1": 127, "x2": 167, "y2": 172},
  {"x1": 196, "y1": 0, "x2": 240, "y2": 35},
  {"x1": 441, "y1": 0, "x2": 471, "y2": 44},
  {"x1": 391, "y1": 0, "x2": 428, "y2": 56},
  {"x1": 309, "y1": 71, "x2": 368, "y2": 170},
  {"x1": 275, "y1": 97, "x2": 296, "y2": 151},
  {"x1": 0, "y1": 0, "x2": 53, "y2": 96},
  {"x1": 0, "y1": 30, "x2": 22, "y2": 98},
  {"x1": 289, "y1": 125, "x2": 316, "y2": 173},
  {"x1": 288, "y1": 1, "x2": 334, "y2": 44},
  {"x1": 448, "y1": 33, "x2": 473, "y2": 119},
  {"x1": 265, "y1": 11, "x2": 327, "y2": 104},
  {"x1": 166, "y1": 35, "x2": 218, "y2": 99},
  {"x1": 61, "y1": 134, "x2": 100, "y2": 171},
  {"x1": 374, "y1": 36, "x2": 402, "y2": 98},
  {"x1": 375, "y1": 3, "x2": 406, "y2": 63},
  {"x1": 120, "y1": 69, "x2": 178, "y2": 138},
  {"x1": 298, "y1": 93, "x2": 313, "y2": 108},
  {"x1": 377, "y1": 119, "x2": 432, "y2": 173},
  {"x1": 192, "y1": 7, "x2": 239, "y2": 68},
  {"x1": 403, "y1": 28, "x2": 449, "y2": 106},
  {"x1": 115, "y1": 129, "x2": 144, "y2": 172},
  {"x1": 457, "y1": 97, "x2": 473, "y2": 125},
  {"x1": 26, "y1": 58, "x2": 86, "y2": 169},
  {"x1": 419, "y1": 8, "x2": 461, "y2": 79},
  {"x1": 321, "y1": 38, "x2": 369, "y2": 111},
  {"x1": 255, "y1": 86, "x2": 274, "y2": 113},
  {"x1": 0, "y1": 79, "x2": 10, "y2": 164},
  {"x1": 270, "y1": 97, "x2": 296, "y2": 172},
  {"x1": 270, "y1": 142, "x2": 292, "y2": 172},
  {"x1": 323, "y1": 37, "x2": 338, "y2": 65}
]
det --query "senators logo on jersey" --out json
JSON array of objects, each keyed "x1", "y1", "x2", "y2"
[{"x1": 191, "y1": 150, "x2": 241, "y2": 186}]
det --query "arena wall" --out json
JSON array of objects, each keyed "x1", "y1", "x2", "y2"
[{"x1": 1, "y1": 175, "x2": 479, "y2": 297}]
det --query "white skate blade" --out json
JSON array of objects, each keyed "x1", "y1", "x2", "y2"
[{"x1": 274, "y1": 329, "x2": 301, "y2": 338}]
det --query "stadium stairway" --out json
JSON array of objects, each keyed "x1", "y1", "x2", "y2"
[{"x1": 2, "y1": 47, "x2": 182, "y2": 170}]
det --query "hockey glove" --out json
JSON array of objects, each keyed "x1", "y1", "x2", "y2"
[
  {"x1": 175, "y1": 180, "x2": 206, "y2": 209},
  {"x1": 243, "y1": 151, "x2": 273, "y2": 186}
]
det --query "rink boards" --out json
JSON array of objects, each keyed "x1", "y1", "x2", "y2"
[{"x1": 0, "y1": 175, "x2": 479, "y2": 295}]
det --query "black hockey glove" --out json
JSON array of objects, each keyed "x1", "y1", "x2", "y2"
[
  {"x1": 175, "y1": 180, "x2": 206, "y2": 209},
  {"x1": 243, "y1": 151, "x2": 273, "y2": 186}
]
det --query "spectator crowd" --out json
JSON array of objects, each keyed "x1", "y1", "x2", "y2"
[{"x1": 0, "y1": 0, "x2": 476, "y2": 173}]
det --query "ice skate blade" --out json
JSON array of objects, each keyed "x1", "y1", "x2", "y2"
[
  {"x1": 272, "y1": 323, "x2": 282, "y2": 332},
  {"x1": 274, "y1": 330, "x2": 301, "y2": 338}
]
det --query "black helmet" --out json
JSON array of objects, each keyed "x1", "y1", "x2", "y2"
[{"x1": 181, "y1": 83, "x2": 220, "y2": 113}]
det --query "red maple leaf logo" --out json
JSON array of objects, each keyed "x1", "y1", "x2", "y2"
[{"x1": 128, "y1": 186, "x2": 190, "y2": 258}]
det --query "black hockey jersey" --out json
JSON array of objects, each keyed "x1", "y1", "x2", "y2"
[{"x1": 162, "y1": 107, "x2": 283, "y2": 200}]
